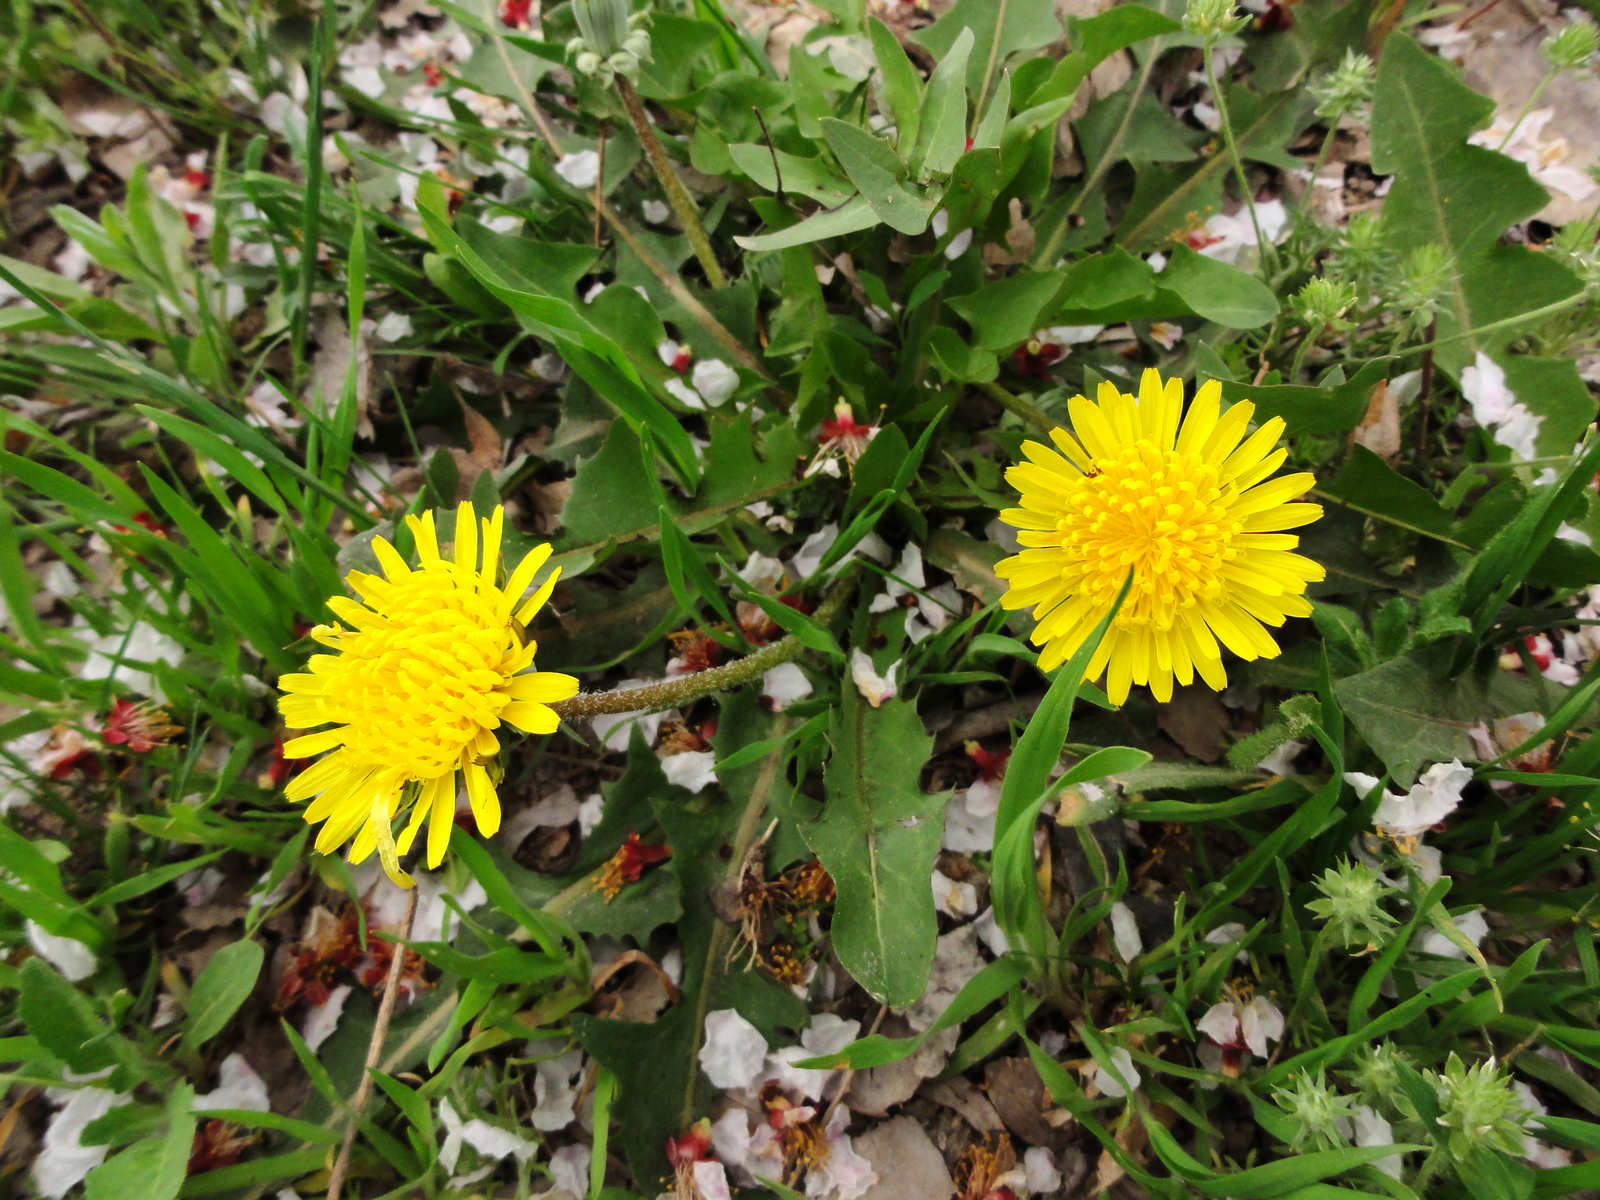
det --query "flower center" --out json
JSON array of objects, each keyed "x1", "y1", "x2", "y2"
[
  {"x1": 1056, "y1": 440, "x2": 1242, "y2": 631},
  {"x1": 320, "y1": 565, "x2": 519, "y2": 777}
]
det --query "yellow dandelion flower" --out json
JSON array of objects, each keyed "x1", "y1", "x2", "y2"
[
  {"x1": 278, "y1": 501, "x2": 577, "y2": 886},
  {"x1": 995, "y1": 369, "x2": 1325, "y2": 705}
]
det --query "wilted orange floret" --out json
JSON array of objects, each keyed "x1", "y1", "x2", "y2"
[{"x1": 593, "y1": 831, "x2": 672, "y2": 900}]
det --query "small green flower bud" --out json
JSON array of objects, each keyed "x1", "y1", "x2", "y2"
[
  {"x1": 1541, "y1": 20, "x2": 1598, "y2": 73},
  {"x1": 1182, "y1": 0, "x2": 1249, "y2": 40},
  {"x1": 1307, "y1": 858, "x2": 1395, "y2": 949},
  {"x1": 1310, "y1": 49, "x2": 1376, "y2": 121},
  {"x1": 623, "y1": 29, "x2": 651, "y2": 59},
  {"x1": 565, "y1": 35, "x2": 589, "y2": 57},
  {"x1": 1393, "y1": 243, "x2": 1455, "y2": 333},
  {"x1": 1291, "y1": 277, "x2": 1360, "y2": 330},
  {"x1": 1347, "y1": 1042, "x2": 1414, "y2": 1112},
  {"x1": 1329, "y1": 213, "x2": 1391, "y2": 289},
  {"x1": 1431, "y1": 1054, "x2": 1529, "y2": 1161},
  {"x1": 1273, "y1": 1070, "x2": 1362, "y2": 1152},
  {"x1": 574, "y1": 49, "x2": 602, "y2": 77}
]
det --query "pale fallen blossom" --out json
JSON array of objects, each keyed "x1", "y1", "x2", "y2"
[
  {"x1": 1109, "y1": 901, "x2": 1142, "y2": 963},
  {"x1": 699, "y1": 1009, "x2": 769, "y2": 1090},
  {"x1": 34, "y1": 1083, "x2": 130, "y2": 1198},
  {"x1": 1188, "y1": 199, "x2": 1289, "y2": 266},
  {"x1": 532, "y1": 1047, "x2": 586, "y2": 1131},
  {"x1": 762, "y1": 1012, "x2": 860, "y2": 1101},
  {"x1": 555, "y1": 150, "x2": 600, "y2": 189},
  {"x1": 932, "y1": 868, "x2": 979, "y2": 918},
  {"x1": 790, "y1": 524, "x2": 891, "y2": 580},
  {"x1": 695, "y1": 1160, "x2": 734, "y2": 1200},
  {"x1": 375, "y1": 312, "x2": 413, "y2": 341},
  {"x1": 930, "y1": 210, "x2": 973, "y2": 259},
  {"x1": 1203, "y1": 921, "x2": 1250, "y2": 963},
  {"x1": 691, "y1": 359, "x2": 740, "y2": 407},
  {"x1": 1512, "y1": 1081, "x2": 1573, "y2": 1169},
  {"x1": 1256, "y1": 739, "x2": 1304, "y2": 775},
  {"x1": 1148, "y1": 320, "x2": 1184, "y2": 349},
  {"x1": 762, "y1": 662, "x2": 813, "y2": 711},
  {"x1": 302, "y1": 984, "x2": 353, "y2": 1051},
  {"x1": 195, "y1": 1053, "x2": 271, "y2": 1113},
  {"x1": 850, "y1": 649, "x2": 901, "y2": 707},
  {"x1": 76, "y1": 620, "x2": 184, "y2": 699},
  {"x1": 1092, "y1": 1046, "x2": 1142, "y2": 1099},
  {"x1": 662, "y1": 749, "x2": 718, "y2": 793},
  {"x1": 1415, "y1": 907, "x2": 1488, "y2": 959},
  {"x1": 665, "y1": 376, "x2": 703, "y2": 408},
  {"x1": 26, "y1": 921, "x2": 97, "y2": 981},
  {"x1": 438, "y1": 1097, "x2": 540, "y2": 1173},
  {"x1": 549, "y1": 1142, "x2": 589, "y2": 1194},
  {"x1": 1352, "y1": 1104, "x2": 1403, "y2": 1178},
  {"x1": 642, "y1": 198, "x2": 671, "y2": 224},
  {"x1": 1469, "y1": 107, "x2": 1598, "y2": 204},
  {"x1": 1351, "y1": 759, "x2": 1471, "y2": 840},
  {"x1": 1197, "y1": 994, "x2": 1284, "y2": 1075},
  {"x1": 1024, "y1": 1146, "x2": 1062, "y2": 1193},
  {"x1": 589, "y1": 684, "x2": 668, "y2": 751}
]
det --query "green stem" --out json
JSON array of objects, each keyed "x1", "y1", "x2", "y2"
[
  {"x1": 1287, "y1": 319, "x2": 1323, "y2": 383},
  {"x1": 1033, "y1": 52, "x2": 1160, "y2": 268},
  {"x1": 616, "y1": 76, "x2": 727, "y2": 288},
  {"x1": 1300, "y1": 122, "x2": 1340, "y2": 220},
  {"x1": 1495, "y1": 69, "x2": 1555, "y2": 152},
  {"x1": 549, "y1": 565, "x2": 860, "y2": 721},
  {"x1": 978, "y1": 380, "x2": 1057, "y2": 436},
  {"x1": 1205, "y1": 46, "x2": 1276, "y2": 275},
  {"x1": 1411, "y1": 1147, "x2": 1446, "y2": 1194}
]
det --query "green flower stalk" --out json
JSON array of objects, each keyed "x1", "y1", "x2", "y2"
[
  {"x1": 1497, "y1": 20, "x2": 1598, "y2": 150},
  {"x1": 1187, "y1": 0, "x2": 1275, "y2": 273},
  {"x1": 1304, "y1": 50, "x2": 1375, "y2": 205}
]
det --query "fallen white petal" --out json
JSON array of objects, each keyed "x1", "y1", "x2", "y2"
[{"x1": 699, "y1": 1009, "x2": 769, "y2": 1090}]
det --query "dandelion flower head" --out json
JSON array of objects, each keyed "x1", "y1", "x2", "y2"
[
  {"x1": 278, "y1": 502, "x2": 577, "y2": 885},
  {"x1": 996, "y1": 369, "x2": 1324, "y2": 704}
]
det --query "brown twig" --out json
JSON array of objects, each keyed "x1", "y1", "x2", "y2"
[{"x1": 325, "y1": 886, "x2": 419, "y2": 1200}]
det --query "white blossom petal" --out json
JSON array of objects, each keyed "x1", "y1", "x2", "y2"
[{"x1": 699, "y1": 1009, "x2": 768, "y2": 1090}]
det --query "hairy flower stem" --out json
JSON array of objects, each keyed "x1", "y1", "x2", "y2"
[
  {"x1": 1287, "y1": 319, "x2": 1324, "y2": 383},
  {"x1": 480, "y1": 2, "x2": 770, "y2": 384},
  {"x1": 1300, "y1": 123, "x2": 1340, "y2": 218},
  {"x1": 550, "y1": 566, "x2": 860, "y2": 721},
  {"x1": 978, "y1": 380, "x2": 1056, "y2": 436},
  {"x1": 616, "y1": 76, "x2": 727, "y2": 288},
  {"x1": 1496, "y1": 69, "x2": 1555, "y2": 152},
  {"x1": 1205, "y1": 51, "x2": 1277, "y2": 276}
]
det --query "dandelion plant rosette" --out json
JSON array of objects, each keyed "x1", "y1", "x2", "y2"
[
  {"x1": 277, "y1": 502, "x2": 577, "y2": 886},
  {"x1": 996, "y1": 369, "x2": 1325, "y2": 704}
]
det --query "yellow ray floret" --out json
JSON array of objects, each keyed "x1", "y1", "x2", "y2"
[
  {"x1": 995, "y1": 369, "x2": 1325, "y2": 705},
  {"x1": 278, "y1": 502, "x2": 577, "y2": 885}
]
